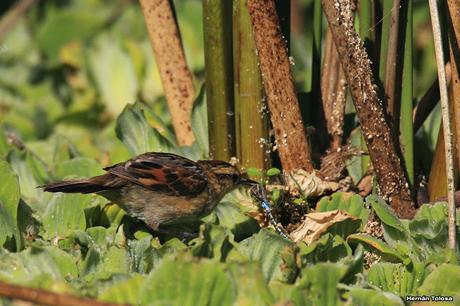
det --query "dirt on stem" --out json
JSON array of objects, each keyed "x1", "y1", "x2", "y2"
[{"x1": 322, "y1": 0, "x2": 415, "y2": 218}]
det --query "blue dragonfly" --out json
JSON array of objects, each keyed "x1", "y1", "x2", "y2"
[{"x1": 250, "y1": 184, "x2": 290, "y2": 240}]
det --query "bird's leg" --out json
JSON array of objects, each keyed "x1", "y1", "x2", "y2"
[{"x1": 154, "y1": 227, "x2": 198, "y2": 243}]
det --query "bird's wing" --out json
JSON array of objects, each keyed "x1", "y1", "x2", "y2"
[{"x1": 104, "y1": 152, "x2": 207, "y2": 196}]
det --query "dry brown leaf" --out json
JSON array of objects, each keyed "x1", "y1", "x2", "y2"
[
  {"x1": 286, "y1": 169, "x2": 340, "y2": 198},
  {"x1": 290, "y1": 210, "x2": 357, "y2": 244}
]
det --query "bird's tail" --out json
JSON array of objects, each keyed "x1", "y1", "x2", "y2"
[{"x1": 41, "y1": 175, "x2": 112, "y2": 194}]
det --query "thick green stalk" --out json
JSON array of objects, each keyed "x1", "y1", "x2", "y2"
[
  {"x1": 378, "y1": 0, "x2": 393, "y2": 82},
  {"x1": 233, "y1": 0, "x2": 270, "y2": 169},
  {"x1": 359, "y1": 0, "x2": 372, "y2": 39},
  {"x1": 400, "y1": 0, "x2": 414, "y2": 187},
  {"x1": 310, "y1": 0, "x2": 322, "y2": 93},
  {"x1": 203, "y1": 0, "x2": 235, "y2": 160},
  {"x1": 311, "y1": 0, "x2": 326, "y2": 150}
]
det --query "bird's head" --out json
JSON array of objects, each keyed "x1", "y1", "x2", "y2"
[{"x1": 197, "y1": 160, "x2": 257, "y2": 193}]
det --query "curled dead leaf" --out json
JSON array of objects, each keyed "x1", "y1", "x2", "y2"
[
  {"x1": 286, "y1": 169, "x2": 340, "y2": 198},
  {"x1": 290, "y1": 210, "x2": 357, "y2": 244}
]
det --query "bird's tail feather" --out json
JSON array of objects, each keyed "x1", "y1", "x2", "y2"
[{"x1": 42, "y1": 179, "x2": 107, "y2": 194}]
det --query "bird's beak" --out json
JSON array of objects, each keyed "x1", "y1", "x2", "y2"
[{"x1": 239, "y1": 176, "x2": 258, "y2": 186}]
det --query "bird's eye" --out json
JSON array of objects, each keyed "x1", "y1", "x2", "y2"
[{"x1": 232, "y1": 174, "x2": 240, "y2": 183}]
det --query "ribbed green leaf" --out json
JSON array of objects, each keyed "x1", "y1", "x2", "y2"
[
  {"x1": 298, "y1": 262, "x2": 348, "y2": 306},
  {"x1": 417, "y1": 264, "x2": 460, "y2": 298},
  {"x1": 367, "y1": 262, "x2": 427, "y2": 296},
  {"x1": 234, "y1": 229, "x2": 296, "y2": 283},
  {"x1": 88, "y1": 35, "x2": 138, "y2": 115},
  {"x1": 345, "y1": 287, "x2": 404, "y2": 306},
  {"x1": 317, "y1": 192, "x2": 369, "y2": 229},
  {"x1": 141, "y1": 255, "x2": 235, "y2": 306},
  {"x1": 347, "y1": 234, "x2": 410, "y2": 264},
  {"x1": 0, "y1": 160, "x2": 20, "y2": 247}
]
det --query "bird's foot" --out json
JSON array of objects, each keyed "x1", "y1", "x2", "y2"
[{"x1": 155, "y1": 228, "x2": 198, "y2": 243}]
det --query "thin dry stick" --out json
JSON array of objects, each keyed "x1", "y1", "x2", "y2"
[
  {"x1": 0, "y1": 0, "x2": 36, "y2": 42},
  {"x1": 322, "y1": 0, "x2": 414, "y2": 218},
  {"x1": 321, "y1": 28, "x2": 347, "y2": 150},
  {"x1": 0, "y1": 281, "x2": 129, "y2": 306},
  {"x1": 139, "y1": 0, "x2": 196, "y2": 146},
  {"x1": 428, "y1": 0, "x2": 457, "y2": 250},
  {"x1": 246, "y1": 0, "x2": 314, "y2": 172}
]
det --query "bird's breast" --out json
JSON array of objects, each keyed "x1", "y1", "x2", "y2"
[{"x1": 103, "y1": 183, "x2": 217, "y2": 230}]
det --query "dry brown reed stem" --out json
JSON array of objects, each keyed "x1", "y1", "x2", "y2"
[
  {"x1": 246, "y1": 0, "x2": 314, "y2": 172},
  {"x1": 384, "y1": 0, "x2": 401, "y2": 125},
  {"x1": 428, "y1": 126, "x2": 447, "y2": 202},
  {"x1": 447, "y1": 0, "x2": 460, "y2": 180},
  {"x1": 321, "y1": 29, "x2": 347, "y2": 150},
  {"x1": 0, "y1": 0, "x2": 36, "y2": 42},
  {"x1": 140, "y1": 0, "x2": 196, "y2": 146},
  {"x1": 322, "y1": 0, "x2": 415, "y2": 218},
  {"x1": 428, "y1": 0, "x2": 456, "y2": 250},
  {"x1": 0, "y1": 280, "x2": 129, "y2": 306}
]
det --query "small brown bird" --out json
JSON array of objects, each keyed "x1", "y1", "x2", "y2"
[{"x1": 43, "y1": 152, "x2": 255, "y2": 232}]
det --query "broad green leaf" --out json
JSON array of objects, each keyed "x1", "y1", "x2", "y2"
[
  {"x1": 8, "y1": 150, "x2": 49, "y2": 206},
  {"x1": 407, "y1": 203, "x2": 449, "y2": 259},
  {"x1": 417, "y1": 264, "x2": 460, "y2": 297},
  {"x1": 116, "y1": 102, "x2": 174, "y2": 155},
  {"x1": 42, "y1": 193, "x2": 94, "y2": 240},
  {"x1": 189, "y1": 84, "x2": 209, "y2": 159},
  {"x1": 367, "y1": 262, "x2": 428, "y2": 296},
  {"x1": 0, "y1": 129, "x2": 10, "y2": 158},
  {"x1": 266, "y1": 168, "x2": 281, "y2": 176},
  {"x1": 101, "y1": 203, "x2": 126, "y2": 228},
  {"x1": 140, "y1": 42, "x2": 163, "y2": 103},
  {"x1": 345, "y1": 287, "x2": 404, "y2": 306},
  {"x1": 122, "y1": 40, "x2": 145, "y2": 82},
  {"x1": 346, "y1": 128, "x2": 370, "y2": 184},
  {"x1": 100, "y1": 246, "x2": 129, "y2": 275},
  {"x1": 299, "y1": 233, "x2": 352, "y2": 265},
  {"x1": 367, "y1": 196, "x2": 412, "y2": 253},
  {"x1": 298, "y1": 262, "x2": 348, "y2": 306},
  {"x1": 55, "y1": 157, "x2": 104, "y2": 179},
  {"x1": 234, "y1": 229, "x2": 296, "y2": 283},
  {"x1": 367, "y1": 196, "x2": 406, "y2": 232},
  {"x1": 80, "y1": 245, "x2": 102, "y2": 277},
  {"x1": 27, "y1": 134, "x2": 80, "y2": 166},
  {"x1": 2, "y1": 20, "x2": 39, "y2": 62},
  {"x1": 191, "y1": 224, "x2": 232, "y2": 261},
  {"x1": 0, "y1": 246, "x2": 78, "y2": 287},
  {"x1": 127, "y1": 236, "x2": 154, "y2": 273},
  {"x1": 347, "y1": 234, "x2": 410, "y2": 264},
  {"x1": 269, "y1": 282, "x2": 312, "y2": 306},
  {"x1": 98, "y1": 274, "x2": 146, "y2": 305},
  {"x1": 141, "y1": 255, "x2": 235, "y2": 306},
  {"x1": 174, "y1": 0, "x2": 204, "y2": 70},
  {"x1": 212, "y1": 200, "x2": 260, "y2": 240},
  {"x1": 0, "y1": 160, "x2": 20, "y2": 247},
  {"x1": 86, "y1": 226, "x2": 113, "y2": 249},
  {"x1": 317, "y1": 192, "x2": 369, "y2": 229},
  {"x1": 88, "y1": 35, "x2": 138, "y2": 115},
  {"x1": 37, "y1": 10, "x2": 101, "y2": 61},
  {"x1": 227, "y1": 262, "x2": 276, "y2": 306},
  {"x1": 246, "y1": 167, "x2": 263, "y2": 178}
]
